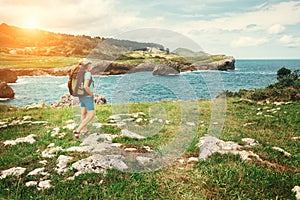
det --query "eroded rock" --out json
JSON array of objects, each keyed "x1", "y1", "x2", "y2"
[
  {"x1": 292, "y1": 186, "x2": 300, "y2": 200},
  {"x1": 56, "y1": 155, "x2": 73, "y2": 174},
  {"x1": 72, "y1": 154, "x2": 128, "y2": 175},
  {"x1": 3, "y1": 134, "x2": 36, "y2": 146},
  {"x1": 0, "y1": 167, "x2": 26, "y2": 179},
  {"x1": 198, "y1": 135, "x2": 262, "y2": 161},
  {"x1": 0, "y1": 81, "x2": 14, "y2": 98},
  {"x1": 121, "y1": 129, "x2": 146, "y2": 139}
]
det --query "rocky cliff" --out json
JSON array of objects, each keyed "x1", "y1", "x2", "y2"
[
  {"x1": 0, "y1": 69, "x2": 18, "y2": 83},
  {"x1": 0, "y1": 81, "x2": 14, "y2": 98},
  {"x1": 6, "y1": 56, "x2": 234, "y2": 77}
]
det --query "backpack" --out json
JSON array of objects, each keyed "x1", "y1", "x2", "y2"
[{"x1": 68, "y1": 66, "x2": 93, "y2": 97}]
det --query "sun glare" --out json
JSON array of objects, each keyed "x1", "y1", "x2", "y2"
[{"x1": 24, "y1": 17, "x2": 40, "y2": 29}]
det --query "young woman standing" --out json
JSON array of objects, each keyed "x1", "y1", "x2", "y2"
[{"x1": 73, "y1": 59, "x2": 95, "y2": 139}]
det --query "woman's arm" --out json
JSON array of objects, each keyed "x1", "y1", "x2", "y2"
[{"x1": 84, "y1": 79, "x2": 93, "y2": 97}]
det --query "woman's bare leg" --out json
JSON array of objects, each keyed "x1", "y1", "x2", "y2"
[
  {"x1": 75, "y1": 110, "x2": 95, "y2": 133},
  {"x1": 80, "y1": 107, "x2": 88, "y2": 132}
]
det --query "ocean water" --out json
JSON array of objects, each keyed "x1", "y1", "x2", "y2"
[{"x1": 3, "y1": 59, "x2": 300, "y2": 107}]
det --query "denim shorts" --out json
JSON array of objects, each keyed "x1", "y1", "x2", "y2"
[{"x1": 79, "y1": 96, "x2": 95, "y2": 111}]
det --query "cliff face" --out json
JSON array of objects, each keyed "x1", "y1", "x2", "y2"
[
  {"x1": 0, "y1": 69, "x2": 18, "y2": 83},
  {"x1": 7, "y1": 56, "x2": 235, "y2": 77},
  {"x1": 0, "y1": 82, "x2": 14, "y2": 98}
]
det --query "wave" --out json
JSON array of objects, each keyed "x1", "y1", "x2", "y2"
[{"x1": 59, "y1": 83, "x2": 68, "y2": 89}]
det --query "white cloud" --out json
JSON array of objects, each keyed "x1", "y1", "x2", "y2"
[
  {"x1": 268, "y1": 24, "x2": 285, "y2": 34},
  {"x1": 231, "y1": 37, "x2": 268, "y2": 47},
  {"x1": 279, "y1": 35, "x2": 300, "y2": 47},
  {"x1": 176, "y1": 1, "x2": 300, "y2": 33},
  {"x1": 0, "y1": 0, "x2": 141, "y2": 36}
]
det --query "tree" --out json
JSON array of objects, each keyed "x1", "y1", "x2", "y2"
[
  {"x1": 277, "y1": 67, "x2": 291, "y2": 81},
  {"x1": 166, "y1": 48, "x2": 170, "y2": 55},
  {"x1": 275, "y1": 67, "x2": 299, "y2": 88}
]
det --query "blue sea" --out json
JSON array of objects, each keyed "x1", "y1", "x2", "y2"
[{"x1": 3, "y1": 59, "x2": 300, "y2": 107}]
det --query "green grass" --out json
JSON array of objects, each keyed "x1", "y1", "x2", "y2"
[
  {"x1": 0, "y1": 99, "x2": 299, "y2": 199},
  {"x1": 0, "y1": 53, "x2": 80, "y2": 69}
]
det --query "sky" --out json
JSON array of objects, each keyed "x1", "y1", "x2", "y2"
[{"x1": 1, "y1": 0, "x2": 300, "y2": 59}]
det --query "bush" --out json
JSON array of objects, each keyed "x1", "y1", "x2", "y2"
[{"x1": 227, "y1": 67, "x2": 300, "y2": 102}]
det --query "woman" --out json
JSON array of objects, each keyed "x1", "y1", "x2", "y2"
[{"x1": 73, "y1": 59, "x2": 95, "y2": 139}]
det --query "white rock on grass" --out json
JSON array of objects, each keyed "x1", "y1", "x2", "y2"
[
  {"x1": 41, "y1": 146, "x2": 63, "y2": 158},
  {"x1": 241, "y1": 138, "x2": 260, "y2": 146},
  {"x1": 120, "y1": 129, "x2": 146, "y2": 139},
  {"x1": 65, "y1": 146, "x2": 93, "y2": 153},
  {"x1": 63, "y1": 123, "x2": 77, "y2": 131},
  {"x1": 97, "y1": 134, "x2": 119, "y2": 143},
  {"x1": 56, "y1": 155, "x2": 73, "y2": 174},
  {"x1": 92, "y1": 123, "x2": 102, "y2": 129},
  {"x1": 0, "y1": 167, "x2": 26, "y2": 179},
  {"x1": 292, "y1": 186, "x2": 300, "y2": 200},
  {"x1": 3, "y1": 134, "x2": 37, "y2": 146},
  {"x1": 186, "y1": 122, "x2": 196, "y2": 126},
  {"x1": 25, "y1": 181, "x2": 38, "y2": 187},
  {"x1": 136, "y1": 156, "x2": 153, "y2": 165},
  {"x1": 198, "y1": 135, "x2": 262, "y2": 162},
  {"x1": 272, "y1": 146, "x2": 291, "y2": 157},
  {"x1": 39, "y1": 160, "x2": 48, "y2": 165},
  {"x1": 143, "y1": 146, "x2": 153, "y2": 152},
  {"x1": 291, "y1": 136, "x2": 300, "y2": 140},
  {"x1": 27, "y1": 167, "x2": 49, "y2": 177},
  {"x1": 124, "y1": 148, "x2": 137, "y2": 152},
  {"x1": 188, "y1": 157, "x2": 199, "y2": 163},
  {"x1": 37, "y1": 180, "x2": 51, "y2": 190},
  {"x1": 72, "y1": 154, "x2": 128, "y2": 175}
]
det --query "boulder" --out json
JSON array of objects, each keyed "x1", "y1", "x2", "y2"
[
  {"x1": 0, "y1": 81, "x2": 14, "y2": 98},
  {"x1": 0, "y1": 69, "x2": 18, "y2": 83},
  {"x1": 152, "y1": 62, "x2": 180, "y2": 75},
  {"x1": 129, "y1": 62, "x2": 156, "y2": 73},
  {"x1": 190, "y1": 56, "x2": 235, "y2": 71},
  {"x1": 51, "y1": 93, "x2": 106, "y2": 108}
]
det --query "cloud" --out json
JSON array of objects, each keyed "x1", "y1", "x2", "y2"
[
  {"x1": 231, "y1": 36, "x2": 268, "y2": 47},
  {"x1": 268, "y1": 24, "x2": 285, "y2": 34},
  {"x1": 177, "y1": 1, "x2": 300, "y2": 33},
  {"x1": 279, "y1": 35, "x2": 300, "y2": 47},
  {"x1": 0, "y1": 0, "x2": 141, "y2": 36}
]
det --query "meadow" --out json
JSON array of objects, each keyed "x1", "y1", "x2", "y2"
[
  {"x1": 0, "y1": 97, "x2": 299, "y2": 199},
  {"x1": 0, "y1": 53, "x2": 79, "y2": 69}
]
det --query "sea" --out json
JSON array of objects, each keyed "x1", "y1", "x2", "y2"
[{"x1": 3, "y1": 59, "x2": 300, "y2": 107}]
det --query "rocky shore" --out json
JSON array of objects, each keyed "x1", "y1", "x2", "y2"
[{"x1": 4, "y1": 56, "x2": 235, "y2": 77}]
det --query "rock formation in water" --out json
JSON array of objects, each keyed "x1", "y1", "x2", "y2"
[
  {"x1": 0, "y1": 81, "x2": 14, "y2": 98},
  {"x1": 0, "y1": 69, "x2": 18, "y2": 83}
]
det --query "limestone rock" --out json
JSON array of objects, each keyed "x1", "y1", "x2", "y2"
[
  {"x1": 71, "y1": 154, "x2": 128, "y2": 174},
  {"x1": 27, "y1": 167, "x2": 49, "y2": 177},
  {"x1": 23, "y1": 100, "x2": 46, "y2": 110},
  {"x1": 38, "y1": 180, "x2": 51, "y2": 190},
  {"x1": 292, "y1": 186, "x2": 300, "y2": 200},
  {"x1": 25, "y1": 181, "x2": 38, "y2": 187},
  {"x1": 3, "y1": 134, "x2": 36, "y2": 146},
  {"x1": 0, "y1": 69, "x2": 18, "y2": 83},
  {"x1": 190, "y1": 56, "x2": 235, "y2": 71},
  {"x1": 51, "y1": 93, "x2": 106, "y2": 108},
  {"x1": 121, "y1": 129, "x2": 146, "y2": 139},
  {"x1": 0, "y1": 81, "x2": 14, "y2": 98},
  {"x1": 56, "y1": 155, "x2": 73, "y2": 174},
  {"x1": 41, "y1": 146, "x2": 63, "y2": 158},
  {"x1": 136, "y1": 156, "x2": 153, "y2": 165},
  {"x1": 152, "y1": 62, "x2": 180, "y2": 75},
  {"x1": 241, "y1": 138, "x2": 260, "y2": 146},
  {"x1": 198, "y1": 135, "x2": 262, "y2": 161},
  {"x1": 0, "y1": 167, "x2": 26, "y2": 179},
  {"x1": 272, "y1": 146, "x2": 291, "y2": 157}
]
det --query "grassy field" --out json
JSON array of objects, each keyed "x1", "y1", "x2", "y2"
[
  {"x1": 0, "y1": 53, "x2": 80, "y2": 69},
  {"x1": 0, "y1": 98, "x2": 299, "y2": 199}
]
